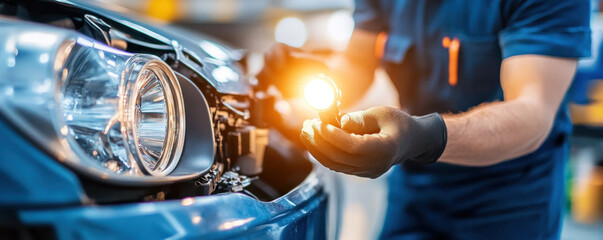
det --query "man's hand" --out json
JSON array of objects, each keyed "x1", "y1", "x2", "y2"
[
  {"x1": 300, "y1": 106, "x2": 447, "y2": 178},
  {"x1": 257, "y1": 43, "x2": 329, "y2": 98}
]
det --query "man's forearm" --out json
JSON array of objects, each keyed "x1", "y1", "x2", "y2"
[
  {"x1": 436, "y1": 56, "x2": 577, "y2": 166},
  {"x1": 438, "y1": 99, "x2": 553, "y2": 166}
]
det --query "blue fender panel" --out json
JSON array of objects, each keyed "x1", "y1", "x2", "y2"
[{"x1": 0, "y1": 117, "x2": 85, "y2": 208}]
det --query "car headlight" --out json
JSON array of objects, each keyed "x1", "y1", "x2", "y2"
[
  {"x1": 0, "y1": 24, "x2": 190, "y2": 182},
  {"x1": 58, "y1": 41, "x2": 185, "y2": 176}
]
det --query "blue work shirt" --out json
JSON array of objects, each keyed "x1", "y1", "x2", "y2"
[{"x1": 354, "y1": 0, "x2": 591, "y2": 239}]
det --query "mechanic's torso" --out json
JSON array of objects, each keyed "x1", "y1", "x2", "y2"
[
  {"x1": 380, "y1": 0, "x2": 511, "y2": 115},
  {"x1": 374, "y1": 1, "x2": 584, "y2": 238},
  {"x1": 378, "y1": 0, "x2": 571, "y2": 172}
]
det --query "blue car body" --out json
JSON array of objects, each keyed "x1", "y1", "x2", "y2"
[{"x1": 0, "y1": 1, "x2": 337, "y2": 239}]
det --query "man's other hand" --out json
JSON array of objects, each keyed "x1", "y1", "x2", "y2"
[{"x1": 257, "y1": 43, "x2": 329, "y2": 98}]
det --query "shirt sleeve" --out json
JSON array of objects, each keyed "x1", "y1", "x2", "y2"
[
  {"x1": 499, "y1": 0, "x2": 591, "y2": 59},
  {"x1": 353, "y1": 0, "x2": 386, "y2": 32}
]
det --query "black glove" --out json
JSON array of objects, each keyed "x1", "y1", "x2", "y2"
[{"x1": 300, "y1": 106, "x2": 447, "y2": 178}]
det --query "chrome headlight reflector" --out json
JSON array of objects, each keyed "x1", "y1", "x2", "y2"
[{"x1": 123, "y1": 57, "x2": 185, "y2": 176}]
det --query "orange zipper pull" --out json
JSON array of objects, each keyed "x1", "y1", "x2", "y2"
[{"x1": 442, "y1": 37, "x2": 460, "y2": 86}]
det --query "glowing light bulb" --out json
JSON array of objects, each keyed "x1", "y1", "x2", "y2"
[
  {"x1": 304, "y1": 78, "x2": 336, "y2": 111},
  {"x1": 303, "y1": 75, "x2": 342, "y2": 127}
]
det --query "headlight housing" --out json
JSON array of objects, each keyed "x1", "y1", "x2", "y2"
[
  {"x1": 0, "y1": 23, "x2": 204, "y2": 184},
  {"x1": 58, "y1": 41, "x2": 185, "y2": 176}
]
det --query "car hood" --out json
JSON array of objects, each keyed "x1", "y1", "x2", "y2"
[{"x1": 57, "y1": 0, "x2": 252, "y2": 96}]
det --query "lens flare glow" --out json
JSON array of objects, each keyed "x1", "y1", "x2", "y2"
[
  {"x1": 304, "y1": 79, "x2": 336, "y2": 111},
  {"x1": 327, "y1": 10, "x2": 355, "y2": 43},
  {"x1": 275, "y1": 17, "x2": 307, "y2": 48}
]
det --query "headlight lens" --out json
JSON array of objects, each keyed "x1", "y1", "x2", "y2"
[{"x1": 58, "y1": 39, "x2": 185, "y2": 177}]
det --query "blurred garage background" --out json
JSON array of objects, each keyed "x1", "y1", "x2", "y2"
[{"x1": 98, "y1": 0, "x2": 603, "y2": 239}]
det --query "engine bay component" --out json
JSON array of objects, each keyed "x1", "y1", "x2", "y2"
[
  {"x1": 228, "y1": 126, "x2": 269, "y2": 176},
  {"x1": 216, "y1": 170, "x2": 253, "y2": 193}
]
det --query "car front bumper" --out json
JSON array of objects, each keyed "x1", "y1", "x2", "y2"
[{"x1": 15, "y1": 169, "x2": 328, "y2": 239}]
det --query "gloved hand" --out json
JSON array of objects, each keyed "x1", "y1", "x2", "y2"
[
  {"x1": 257, "y1": 43, "x2": 329, "y2": 98},
  {"x1": 300, "y1": 106, "x2": 447, "y2": 178}
]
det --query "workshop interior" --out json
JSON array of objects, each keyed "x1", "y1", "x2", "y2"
[{"x1": 1, "y1": 0, "x2": 603, "y2": 239}]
